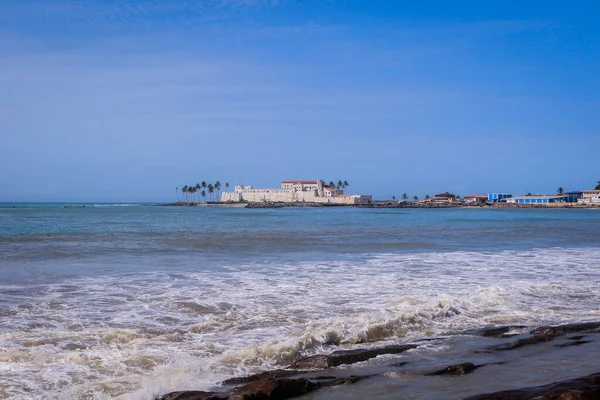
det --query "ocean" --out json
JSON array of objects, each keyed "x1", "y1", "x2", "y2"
[{"x1": 1, "y1": 203, "x2": 600, "y2": 399}]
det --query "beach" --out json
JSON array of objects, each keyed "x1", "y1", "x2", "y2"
[{"x1": 1, "y1": 204, "x2": 599, "y2": 399}]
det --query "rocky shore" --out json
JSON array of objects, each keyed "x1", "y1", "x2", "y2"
[{"x1": 155, "y1": 322, "x2": 600, "y2": 400}]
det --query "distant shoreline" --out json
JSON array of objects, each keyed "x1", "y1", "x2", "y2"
[{"x1": 158, "y1": 201, "x2": 600, "y2": 209}]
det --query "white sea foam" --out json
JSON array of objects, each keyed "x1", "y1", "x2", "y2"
[{"x1": 1, "y1": 247, "x2": 599, "y2": 399}]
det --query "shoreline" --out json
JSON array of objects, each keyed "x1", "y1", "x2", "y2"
[
  {"x1": 156, "y1": 321, "x2": 600, "y2": 400},
  {"x1": 158, "y1": 201, "x2": 600, "y2": 209}
]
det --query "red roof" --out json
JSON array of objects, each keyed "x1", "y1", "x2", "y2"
[
  {"x1": 281, "y1": 180, "x2": 320, "y2": 184},
  {"x1": 464, "y1": 195, "x2": 487, "y2": 199}
]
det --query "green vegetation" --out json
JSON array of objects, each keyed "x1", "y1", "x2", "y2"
[{"x1": 179, "y1": 181, "x2": 229, "y2": 204}]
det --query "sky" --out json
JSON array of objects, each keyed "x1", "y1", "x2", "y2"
[{"x1": 0, "y1": 0, "x2": 599, "y2": 202}]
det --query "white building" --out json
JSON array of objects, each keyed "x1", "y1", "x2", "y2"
[
  {"x1": 221, "y1": 180, "x2": 372, "y2": 205},
  {"x1": 579, "y1": 190, "x2": 600, "y2": 204}
]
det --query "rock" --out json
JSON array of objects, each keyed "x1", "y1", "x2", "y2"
[
  {"x1": 428, "y1": 362, "x2": 478, "y2": 376},
  {"x1": 319, "y1": 375, "x2": 373, "y2": 387},
  {"x1": 229, "y1": 378, "x2": 319, "y2": 400},
  {"x1": 488, "y1": 335, "x2": 553, "y2": 351},
  {"x1": 467, "y1": 326, "x2": 526, "y2": 338},
  {"x1": 222, "y1": 370, "x2": 300, "y2": 386},
  {"x1": 554, "y1": 340, "x2": 592, "y2": 348},
  {"x1": 155, "y1": 391, "x2": 226, "y2": 400},
  {"x1": 530, "y1": 322, "x2": 600, "y2": 337},
  {"x1": 463, "y1": 371, "x2": 600, "y2": 399},
  {"x1": 288, "y1": 355, "x2": 330, "y2": 370},
  {"x1": 288, "y1": 344, "x2": 417, "y2": 370}
]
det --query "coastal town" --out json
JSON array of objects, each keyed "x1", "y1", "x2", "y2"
[{"x1": 173, "y1": 179, "x2": 600, "y2": 208}]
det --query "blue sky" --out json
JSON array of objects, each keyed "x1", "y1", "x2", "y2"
[{"x1": 1, "y1": 0, "x2": 599, "y2": 201}]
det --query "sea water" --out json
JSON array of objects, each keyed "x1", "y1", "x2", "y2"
[{"x1": 1, "y1": 204, "x2": 599, "y2": 399}]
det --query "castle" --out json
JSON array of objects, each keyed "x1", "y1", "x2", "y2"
[{"x1": 221, "y1": 180, "x2": 372, "y2": 205}]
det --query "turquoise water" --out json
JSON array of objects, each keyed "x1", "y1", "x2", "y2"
[{"x1": 1, "y1": 204, "x2": 599, "y2": 398}]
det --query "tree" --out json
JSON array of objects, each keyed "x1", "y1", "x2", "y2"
[
  {"x1": 557, "y1": 187, "x2": 564, "y2": 195},
  {"x1": 402, "y1": 193, "x2": 408, "y2": 201},
  {"x1": 215, "y1": 181, "x2": 221, "y2": 202},
  {"x1": 182, "y1": 185, "x2": 189, "y2": 203},
  {"x1": 425, "y1": 194, "x2": 430, "y2": 200},
  {"x1": 595, "y1": 181, "x2": 600, "y2": 190},
  {"x1": 413, "y1": 195, "x2": 418, "y2": 201},
  {"x1": 175, "y1": 187, "x2": 180, "y2": 202},
  {"x1": 208, "y1": 184, "x2": 214, "y2": 202},
  {"x1": 337, "y1": 180, "x2": 343, "y2": 191},
  {"x1": 195, "y1": 183, "x2": 201, "y2": 202},
  {"x1": 201, "y1": 190, "x2": 206, "y2": 203},
  {"x1": 201, "y1": 181, "x2": 207, "y2": 190},
  {"x1": 329, "y1": 181, "x2": 335, "y2": 189},
  {"x1": 392, "y1": 195, "x2": 396, "y2": 201},
  {"x1": 343, "y1": 180, "x2": 349, "y2": 189},
  {"x1": 225, "y1": 182, "x2": 230, "y2": 190}
]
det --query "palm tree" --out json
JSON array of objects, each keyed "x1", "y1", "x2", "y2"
[
  {"x1": 392, "y1": 195, "x2": 396, "y2": 201},
  {"x1": 175, "y1": 187, "x2": 180, "y2": 202},
  {"x1": 337, "y1": 180, "x2": 343, "y2": 191},
  {"x1": 215, "y1": 181, "x2": 221, "y2": 202},
  {"x1": 413, "y1": 195, "x2": 418, "y2": 201},
  {"x1": 195, "y1": 183, "x2": 201, "y2": 202},
  {"x1": 402, "y1": 193, "x2": 408, "y2": 201},
  {"x1": 225, "y1": 182, "x2": 230, "y2": 190},
  {"x1": 343, "y1": 180, "x2": 349, "y2": 189},
  {"x1": 190, "y1": 186, "x2": 197, "y2": 203},
  {"x1": 595, "y1": 181, "x2": 600, "y2": 190},
  {"x1": 557, "y1": 187, "x2": 564, "y2": 195},
  {"x1": 201, "y1": 181, "x2": 207, "y2": 190},
  {"x1": 425, "y1": 194, "x2": 430, "y2": 200},
  {"x1": 182, "y1": 185, "x2": 188, "y2": 203},
  {"x1": 201, "y1": 190, "x2": 206, "y2": 203},
  {"x1": 329, "y1": 181, "x2": 335, "y2": 189},
  {"x1": 208, "y1": 184, "x2": 214, "y2": 202}
]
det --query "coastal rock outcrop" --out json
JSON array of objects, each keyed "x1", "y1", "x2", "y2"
[
  {"x1": 288, "y1": 344, "x2": 417, "y2": 369},
  {"x1": 464, "y1": 371, "x2": 600, "y2": 399}
]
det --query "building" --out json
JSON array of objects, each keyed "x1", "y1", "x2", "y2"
[
  {"x1": 463, "y1": 195, "x2": 488, "y2": 203},
  {"x1": 579, "y1": 190, "x2": 600, "y2": 204},
  {"x1": 433, "y1": 192, "x2": 457, "y2": 203},
  {"x1": 221, "y1": 180, "x2": 372, "y2": 205},
  {"x1": 505, "y1": 194, "x2": 580, "y2": 204},
  {"x1": 488, "y1": 193, "x2": 513, "y2": 203}
]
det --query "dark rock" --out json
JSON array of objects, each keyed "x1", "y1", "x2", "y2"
[
  {"x1": 155, "y1": 391, "x2": 226, "y2": 400},
  {"x1": 466, "y1": 326, "x2": 526, "y2": 338},
  {"x1": 488, "y1": 335, "x2": 553, "y2": 351},
  {"x1": 428, "y1": 362, "x2": 478, "y2": 376},
  {"x1": 390, "y1": 361, "x2": 409, "y2": 367},
  {"x1": 530, "y1": 322, "x2": 600, "y2": 337},
  {"x1": 568, "y1": 335, "x2": 586, "y2": 340},
  {"x1": 288, "y1": 344, "x2": 417, "y2": 369},
  {"x1": 222, "y1": 370, "x2": 300, "y2": 386},
  {"x1": 319, "y1": 375, "x2": 373, "y2": 387},
  {"x1": 463, "y1": 371, "x2": 600, "y2": 399},
  {"x1": 229, "y1": 378, "x2": 319, "y2": 400},
  {"x1": 554, "y1": 340, "x2": 592, "y2": 348},
  {"x1": 288, "y1": 355, "x2": 330, "y2": 370}
]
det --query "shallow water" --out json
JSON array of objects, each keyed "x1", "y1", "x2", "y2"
[{"x1": 1, "y1": 204, "x2": 599, "y2": 399}]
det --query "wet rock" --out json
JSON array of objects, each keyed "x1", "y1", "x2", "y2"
[
  {"x1": 428, "y1": 362, "x2": 478, "y2": 376},
  {"x1": 229, "y1": 378, "x2": 319, "y2": 400},
  {"x1": 464, "y1": 371, "x2": 600, "y2": 399},
  {"x1": 222, "y1": 370, "x2": 300, "y2": 386},
  {"x1": 488, "y1": 335, "x2": 553, "y2": 351},
  {"x1": 288, "y1": 355, "x2": 330, "y2": 370},
  {"x1": 466, "y1": 326, "x2": 526, "y2": 338},
  {"x1": 530, "y1": 322, "x2": 600, "y2": 337},
  {"x1": 288, "y1": 344, "x2": 417, "y2": 369},
  {"x1": 568, "y1": 335, "x2": 586, "y2": 340},
  {"x1": 155, "y1": 391, "x2": 226, "y2": 400},
  {"x1": 554, "y1": 340, "x2": 592, "y2": 348},
  {"x1": 319, "y1": 375, "x2": 372, "y2": 387}
]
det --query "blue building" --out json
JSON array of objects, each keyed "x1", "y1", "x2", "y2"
[
  {"x1": 507, "y1": 195, "x2": 579, "y2": 204},
  {"x1": 488, "y1": 193, "x2": 512, "y2": 203}
]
